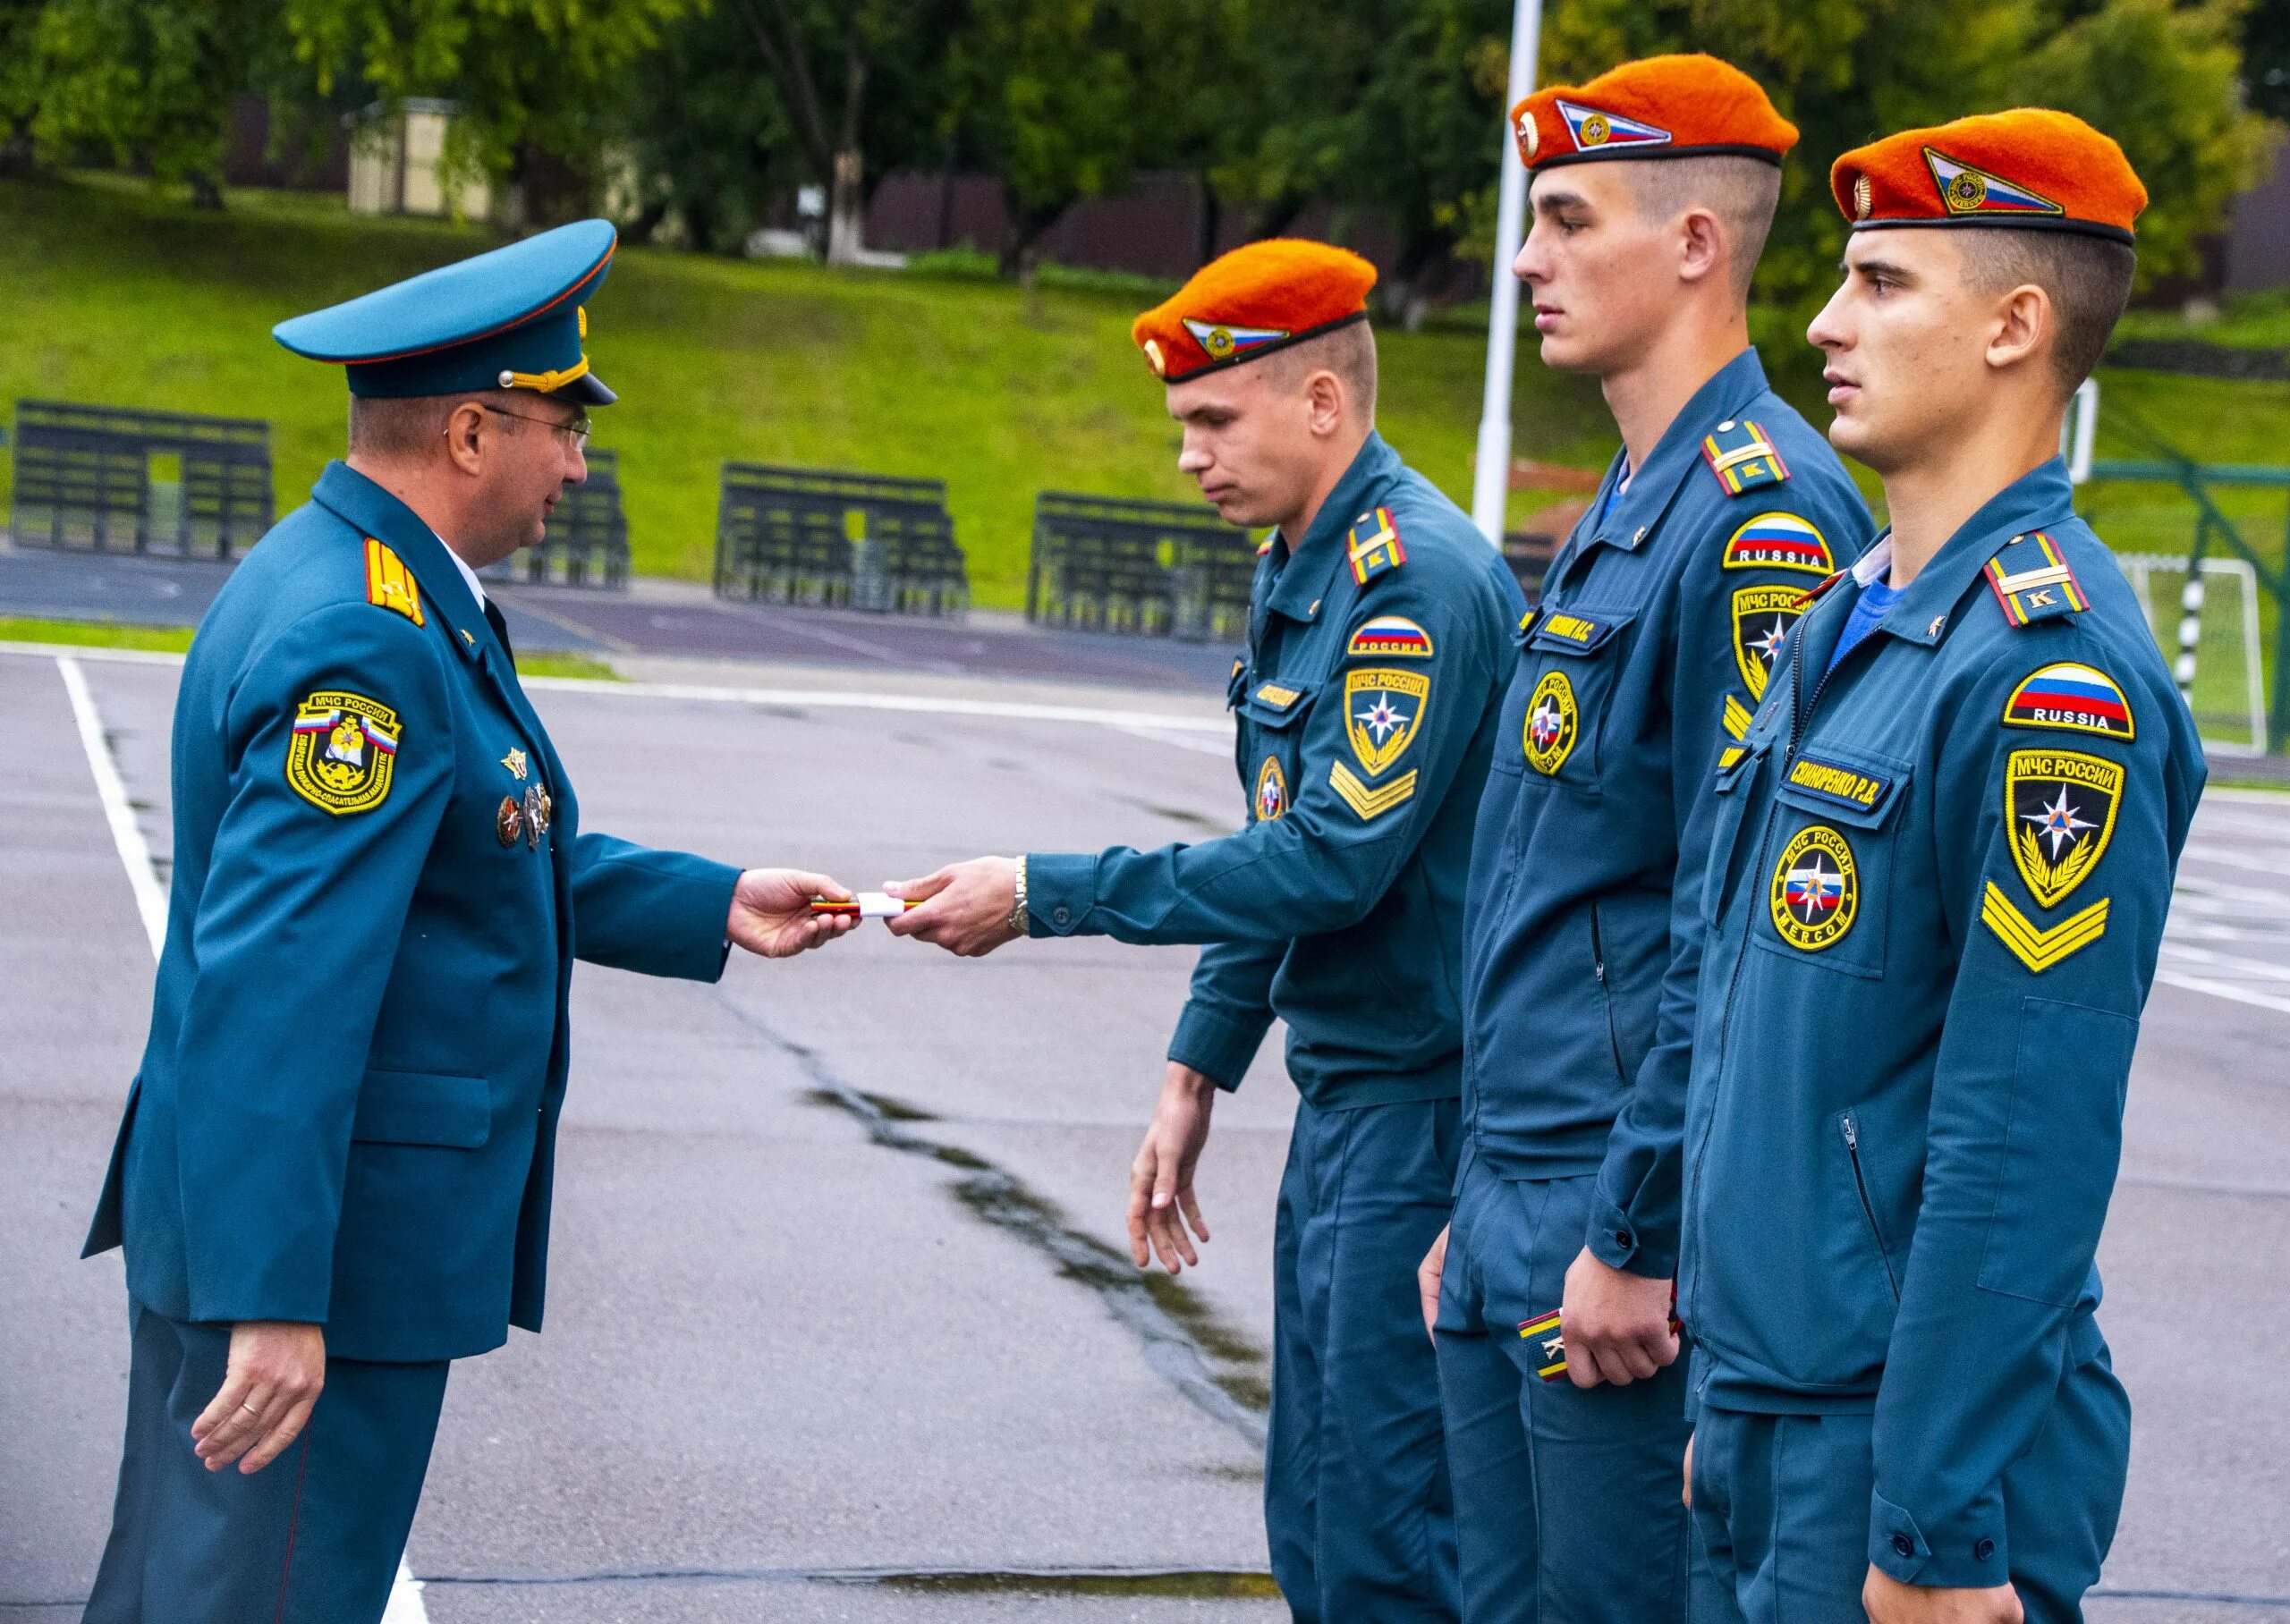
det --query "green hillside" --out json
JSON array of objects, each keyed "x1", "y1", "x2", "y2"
[{"x1": 0, "y1": 174, "x2": 1622, "y2": 607}]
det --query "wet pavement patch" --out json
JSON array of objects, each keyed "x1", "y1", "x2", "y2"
[{"x1": 713, "y1": 991, "x2": 1270, "y2": 1446}]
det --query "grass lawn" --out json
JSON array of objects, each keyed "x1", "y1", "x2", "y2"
[{"x1": 0, "y1": 613, "x2": 620, "y2": 681}]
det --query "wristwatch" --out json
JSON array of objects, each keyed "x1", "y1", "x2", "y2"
[{"x1": 1007, "y1": 855, "x2": 1030, "y2": 937}]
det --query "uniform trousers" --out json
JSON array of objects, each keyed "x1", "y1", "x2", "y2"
[
  {"x1": 1688, "y1": 1336, "x2": 2129, "y2": 1624},
  {"x1": 1268, "y1": 1094, "x2": 1462, "y2": 1623},
  {"x1": 85, "y1": 1299, "x2": 450, "y2": 1624},
  {"x1": 1434, "y1": 1162, "x2": 1692, "y2": 1624}
]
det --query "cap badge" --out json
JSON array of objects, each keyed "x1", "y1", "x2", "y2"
[
  {"x1": 1142, "y1": 337, "x2": 1166, "y2": 376},
  {"x1": 1923, "y1": 148, "x2": 2064, "y2": 218},
  {"x1": 1556, "y1": 99, "x2": 1672, "y2": 153},
  {"x1": 1182, "y1": 317, "x2": 1289, "y2": 362},
  {"x1": 1516, "y1": 110, "x2": 1539, "y2": 161},
  {"x1": 1853, "y1": 173, "x2": 1873, "y2": 219}
]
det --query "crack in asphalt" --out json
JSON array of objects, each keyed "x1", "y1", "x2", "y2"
[{"x1": 708, "y1": 989, "x2": 1272, "y2": 1446}]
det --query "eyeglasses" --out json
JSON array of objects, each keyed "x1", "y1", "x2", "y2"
[{"x1": 480, "y1": 402, "x2": 592, "y2": 448}]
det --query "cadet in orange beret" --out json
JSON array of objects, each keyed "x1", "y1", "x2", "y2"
[
  {"x1": 1415, "y1": 52, "x2": 1875, "y2": 1624},
  {"x1": 1679, "y1": 111, "x2": 2203, "y2": 1624},
  {"x1": 886, "y1": 240, "x2": 1525, "y2": 1621}
]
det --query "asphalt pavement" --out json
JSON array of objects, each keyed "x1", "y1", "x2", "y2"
[{"x1": 3, "y1": 646, "x2": 2287, "y2": 1622}]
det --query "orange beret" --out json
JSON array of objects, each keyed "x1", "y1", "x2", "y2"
[
  {"x1": 1510, "y1": 55, "x2": 1797, "y2": 173},
  {"x1": 1130, "y1": 240, "x2": 1376, "y2": 383},
  {"x1": 1831, "y1": 109, "x2": 2145, "y2": 244}
]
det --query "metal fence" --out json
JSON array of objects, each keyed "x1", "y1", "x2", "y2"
[
  {"x1": 7, "y1": 399, "x2": 273, "y2": 558},
  {"x1": 1027, "y1": 492, "x2": 1256, "y2": 640},
  {"x1": 712, "y1": 463, "x2": 969, "y2": 616},
  {"x1": 483, "y1": 448, "x2": 630, "y2": 588}
]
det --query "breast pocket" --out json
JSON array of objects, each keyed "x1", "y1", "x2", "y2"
[
  {"x1": 1236, "y1": 676, "x2": 1316, "y2": 824},
  {"x1": 1751, "y1": 743, "x2": 1913, "y2": 980},
  {"x1": 1514, "y1": 607, "x2": 1637, "y2": 794}
]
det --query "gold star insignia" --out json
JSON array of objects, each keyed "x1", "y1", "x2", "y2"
[{"x1": 502, "y1": 748, "x2": 529, "y2": 781}]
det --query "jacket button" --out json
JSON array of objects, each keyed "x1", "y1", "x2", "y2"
[
  {"x1": 1974, "y1": 1538, "x2": 1995, "y2": 1562},
  {"x1": 1892, "y1": 1535, "x2": 1915, "y2": 1559},
  {"x1": 1613, "y1": 1230, "x2": 1633, "y2": 1248},
  {"x1": 1052, "y1": 905, "x2": 1071, "y2": 927}
]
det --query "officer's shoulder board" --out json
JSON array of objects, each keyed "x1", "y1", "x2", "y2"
[
  {"x1": 1699, "y1": 417, "x2": 1790, "y2": 498},
  {"x1": 1982, "y1": 530, "x2": 2088, "y2": 628},
  {"x1": 1345, "y1": 505, "x2": 1407, "y2": 585},
  {"x1": 364, "y1": 537, "x2": 427, "y2": 627}
]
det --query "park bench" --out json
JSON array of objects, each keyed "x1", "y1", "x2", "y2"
[
  {"x1": 1027, "y1": 492, "x2": 1256, "y2": 641},
  {"x1": 712, "y1": 463, "x2": 968, "y2": 615},
  {"x1": 484, "y1": 448, "x2": 631, "y2": 588},
  {"x1": 7, "y1": 399, "x2": 273, "y2": 559}
]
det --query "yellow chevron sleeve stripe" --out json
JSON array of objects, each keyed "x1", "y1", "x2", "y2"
[
  {"x1": 1723, "y1": 694, "x2": 1752, "y2": 740},
  {"x1": 1329, "y1": 761, "x2": 1418, "y2": 821},
  {"x1": 1980, "y1": 884, "x2": 2109, "y2": 973}
]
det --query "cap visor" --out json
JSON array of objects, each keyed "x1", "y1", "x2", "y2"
[{"x1": 565, "y1": 372, "x2": 616, "y2": 407}]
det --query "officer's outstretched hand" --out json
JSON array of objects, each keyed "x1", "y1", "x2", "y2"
[
  {"x1": 1862, "y1": 1569, "x2": 2024, "y2": 1623},
  {"x1": 728, "y1": 868, "x2": 858, "y2": 958},
  {"x1": 1559, "y1": 1248, "x2": 1679, "y2": 1388},
  {"x1": 1129, "y1": 1063, "x2": 1217, "y2": 1273},
  {"x1": 1418, "y1": 1225, "x2": 1450, "y2": 1341},
  {"x1": 883, "y1": 858, "x2": 1022, "y2": 957},
  {"x1": 192, "y1": 1320, "x2": 325, "y2": 1475}
]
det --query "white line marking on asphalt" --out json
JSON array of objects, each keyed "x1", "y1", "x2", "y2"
[
  {"x1": 54, "y1": 654, "x2": 433, "y2": 1621},
  {"x1": 57, "y1": 656, "x2": 166, "y2": 957},
  {"x1": 2155, "y1": 969, "x2": 2290, "y2": 1017},
  {"x1": 3, "y1": 645, "x2": 1232, "y2": 734},
  {"x1": 1111, "y1": 721, "x2": 1237, "y2": 757}
]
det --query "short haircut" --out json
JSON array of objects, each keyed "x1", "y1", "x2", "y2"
[
  {"x1": 1628, "y1": 156, "x2": 1783, "y2": 301},
  {"x1": 346, "y1": 393, "x2": 466, "y2": 460},
  {"x1": 1262, "y1": 319, "x2": 1378, "y2": 420},
  {"x1": 1954, "y1": 227, "x2": 2137, "y2": 393}
]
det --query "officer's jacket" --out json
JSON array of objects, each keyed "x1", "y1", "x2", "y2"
[
  {"x1": 85, "y1": 461, "x2": 739, "y2": 1364},
  {"x1": 1027, "y1": 433, "x2": 1522, "y2": 1109},
  {"x1": 1459, "y1": 349, "x2": 1872, "y2": 1273},
  {"x1": 1680, "y1": 460, "x2": 2203, "y2": 1586}
]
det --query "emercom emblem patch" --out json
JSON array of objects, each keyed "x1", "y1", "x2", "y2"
[
  {"x1": 1345, "y1": 668, "x2": 1430, "y2": 777},
  {"x1": 287, "y1": 690, "x2": 401, "y2": 815},
  {"x1": 1256, "y1": 756, "x2": 1289, "y2": 822},
  {"x1": 1731, "y1": 584, "x2": 1805, "y2": 701},
  {"x1": 1522, "y1": 669, "x2": 1578, "y2": 775},
  {"x1": 1769, "y1": 824, "x2": 1858, "y2": 951},
  {"x1": 2006, "y1": 748, "x2": 2122, "y2": 909}
]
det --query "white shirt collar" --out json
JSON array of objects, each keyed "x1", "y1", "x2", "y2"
[
  {"x1": 1851, "y1": 536, "x2": 1894, "y2": 588},
  {"x1": 433, "y1": 531, "x2": 488, "y2": 610}
]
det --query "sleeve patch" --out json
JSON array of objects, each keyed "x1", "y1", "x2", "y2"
[
  {"x1": 1330, "y1": 760, "x2": 1418, "y2": 820},
  {"x1": 364, "y1": 537, "x2": 427, "y2": 627},
  {"x1": 1345, "y1": 506, "x2": 1407, "y2": 584},
  {"x1": 1343, "y1": 668, "x2": 1429, "y2": 775},
  {"x1": 1723, "y1": 512, "x2": 1834, "y2": 574},
  {"x1": 286, "y1": 690, "x2": 401, "y2": 815},
  {"x1": 2006, "y1": 749, "x2": 2121, "y2": 908},
  {"x1": 1731, "y1": 585, "x2": 1806, "y2": 700},
  {"x1": 1348, "y1": 614, "x2": 1435, "y2": 658},
  {"x1": 1722, "y1": 694, "x2": 1753, "y2": 740},
  {"x1": 2004, "y1": 661, "x2": 2133, "y2": 741},
  {"x1": 1983, "y1": 531, "x2": 2088, "y2": 627},
  {"x1": 1982, "y1": 884, "x2": 2108, "y2": 973},
  {"x1": 1700, "y1": 419, "x2": 1790, "y2": 496}
]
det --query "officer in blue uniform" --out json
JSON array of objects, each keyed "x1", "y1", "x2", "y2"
[
  {"x1": 1421, "y1": 55, "x2": 1876, "y2": 1624},
  {"x1": 80, "y1": 220, "x2": 853, "y2": 1623},
  {"x1": 1682, "y1": 112, "x2": 2204, "y2": 1624},
  {"x1": 886, "y1": 240, "x2": 1522, "y2": 1621}
]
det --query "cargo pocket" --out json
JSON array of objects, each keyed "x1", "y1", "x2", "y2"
[
  {"x1": 1516, "y1": 606, "x2": 1637, "y2": 794},
  {"x1": 351, "y1": 1069, "x2": 492, "y2": 1149},
  {"x1": 1702, "y1": 735, "x2": 1771, "y2": 926},
  {"x1": 1978, "y1": 997, "x2": 2134, "y2": 1307},
  {"x1": 1752, "y1": 742, "x2": 1912, "y2": 980}
]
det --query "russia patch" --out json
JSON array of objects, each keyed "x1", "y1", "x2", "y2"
[
  {"x1": 2004, "y1": 662, "x2": 2133, "y2": 741},
  {"x1": 1723, "y1": 512, "x2": 1835, "y2": 575},
  {"x1": 1348, "y1": 615, "x2": 1435, "y2": 659}
]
